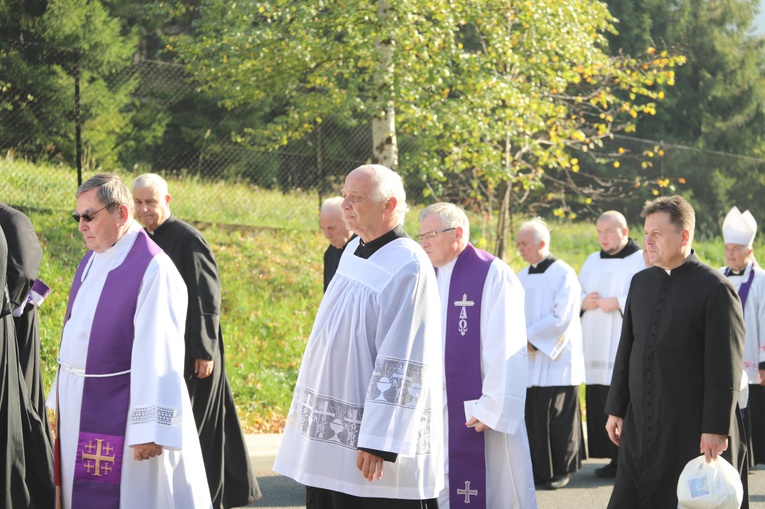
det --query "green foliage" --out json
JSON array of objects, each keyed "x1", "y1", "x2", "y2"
[
  {"x1": 607, "y1": 0, "x2": 765, "y2": 155},
  {"x1": 11, "y1": 159, "x2": 746, "y2": 432},
  {"x1": 0, "y1": 0, "x2": 138, "y2": 168},
  {"x1": 165, "y1": 0, "x2": 681, "y2": 204}
]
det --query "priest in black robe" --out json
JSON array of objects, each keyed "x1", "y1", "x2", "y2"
[
  {"x1": 133, "y1": 174, "x2": 261, "y2": 509},
  {"x1": 0, "y1": 222, "x2": 55, "y2": 508},
  {"x1": 319, "y1": 196, "x2": 354, "y2": 292},
  {"x1": 605, "y1": 195, "x2": 747, "y2": 509},
  {"x1": 0, "y1": 202, "x2": 49, "y2": 418}
]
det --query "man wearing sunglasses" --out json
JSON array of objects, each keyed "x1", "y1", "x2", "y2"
[
  {"x1": 51, "y1": 173, "x2": 212, "y2": 508},
  {"x1": 418, "y1": 202, "x2": 537, "y2": 509},
  {"x1": 132, "y1": 173, "x2": 261, "y2": 509}
]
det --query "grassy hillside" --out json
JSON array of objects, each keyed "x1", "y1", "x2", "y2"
[{"x1": 4, "y1": 159, "x2": 745, "y2": 432}]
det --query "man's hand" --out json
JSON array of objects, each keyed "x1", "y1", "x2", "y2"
[
  {"x1": 356, "y1": 450, "x2": 384, "y2": 482},
  {"x1": 758, "y1": 369, "x2": 765, "y2": 385},
  {"x1": 582, "y1": 292, "x2": 600, "y2": 311},
  {"x1": 466, "y1": 417, "x2": 491, "y2": 432},
  {"x1": 606, "y1": 415, "x2": 623, "y2": 446},
  {"x1": 132, "y1": 442, "x2": 163, "y2": 461},
  {"x1": 195, "y1": 359, "x2": 214, "y2": 379},
  {"x1": 700, "y1": 433, "x2": 728, "y2": 463},
  {"x1": 597, "y1": 297, "x2": 621, "y2": 313}
]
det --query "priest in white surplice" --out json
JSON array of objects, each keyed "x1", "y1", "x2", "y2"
[
  {"x1": 274, "y1": 165, "x2": 444, "y2": 509},
  {"x1": 720, "y1": 206, "x2": 765, "y2": 468},
  {"x1": 516, "y1": 218, "x2": 585, "y2": 491},
  {"x1": 578, "y1": 211, "x2": 645, "y2": 478},
  {"x1": 48, "y1": 173, "x2": 211, "y2": 509},
  {"x1": 418, "y1": 203, "x2": 537, "y2": 509}
]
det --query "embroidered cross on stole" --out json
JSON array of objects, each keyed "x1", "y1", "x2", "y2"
[
  {"x1": 445, "y1": 243, "x2": 494, "y2": 509},
  {"x1": 58, "y1": 230, "x2": 161, "y2": 509}
]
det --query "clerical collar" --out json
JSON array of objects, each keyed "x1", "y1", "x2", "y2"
[
  {"x1": 664, "y1": 250, "x2": 695, "y2": 275},
  {"x1": 528, "y1": 254, "x2": 558, "y2": 274},
  {"x1": 148, "y1": 214, "x2": 176, "y2": 236},
  {"x1": 354, "y1": 225, "x2": 408, "y2": 259},
  {"x1": 728, "y1": 268, "x2": 746, "y2": 277},
  {"x1": 600, "y1": 238, "x2": 640, "y2": 259}
]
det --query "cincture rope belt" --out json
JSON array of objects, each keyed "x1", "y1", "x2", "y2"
[{"x1": 57, "y1": 358, "x2": 131, "y2": 378}]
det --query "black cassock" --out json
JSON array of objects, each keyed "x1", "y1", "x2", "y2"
[
  {"x1": 0, "y1": 223, "x2": 55, "y2": 508},
  {"x1": 606, "y1": 253, "x2": 747, "y2": 509},
  {"x1": 0, "y1": 202, "x2": 48, "y2": 417},
  {"x1": 149, "y1": 215, "x2": 261, "y2": 509}
]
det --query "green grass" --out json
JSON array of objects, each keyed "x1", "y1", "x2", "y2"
[{"x1": 5, "y1": 158, "x2": 754, "y2": 432}]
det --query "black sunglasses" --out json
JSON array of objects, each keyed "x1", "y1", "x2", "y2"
[{"x1": 72, "y1": 204, "x2": 110, "y2": 223}]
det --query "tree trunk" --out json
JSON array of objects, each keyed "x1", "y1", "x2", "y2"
[
  {"x1": 495, "y1": 181, "x2": 511, "y2": 259},
  {"x1": 372, "y1": 0, "x2": 398, "y2": 170}
]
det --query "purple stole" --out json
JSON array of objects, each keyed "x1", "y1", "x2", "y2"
[
  {"x1": 725, "y1": 265, "x2": 756, "y2": 317},
  {"x1": 445, "y1": 244, "x2": 495, "y2": 508},
  {"x1": 60, "y1": 230, "x2": 161, "y2": 509}
]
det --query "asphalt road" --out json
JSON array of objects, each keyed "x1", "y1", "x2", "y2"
[{"x1": 243, "y1": 435, "x2": 765, "y2": 508}]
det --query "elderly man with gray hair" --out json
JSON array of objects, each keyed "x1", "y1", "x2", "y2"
[
  {"x1": 319, "y1": 196, "x2": 354, "y2": 292},
  {"x1": 275, "y1": 165, "x2": 444, "y2": 509},
  {"x1": 51, "y1": 173, "x2": 211, "y2": 508},
  {"x1": 516, "y1": 218, "x2": 585, "y2": 491},
  {"x1": 418, "y1": 202, "x2": 537, "y2": 509},
  {"x1": 132, "y1": 173, "x2": 261, "y2": 509}
]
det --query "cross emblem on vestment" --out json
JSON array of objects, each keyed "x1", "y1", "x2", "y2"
[
  {"x1": 457, "y1": 480, "x2": 479, "y2": 503},
  {"x1": 453, "y1": 293, "x2": 475, "y2": 309},
  {"x1": 80, "y1": 438, "x2": 116, "y2": 477},
  {"x1": 453, "y1": 294, "x2": 475, "y2": 336}
]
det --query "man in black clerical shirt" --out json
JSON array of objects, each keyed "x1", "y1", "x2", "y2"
[
  {"x1": 605, "y1": 195, "x2": 747, "y2": 509},
  {"x1": 319, "y1": 196, "x2": 354, "y2": 292},
  {"x1": 132, "y1": 174, "x2": 261, "y2": 509}
]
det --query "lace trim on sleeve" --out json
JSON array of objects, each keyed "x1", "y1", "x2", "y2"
[{"x1": 129, "y1": 405, "x2": 183, "y2": 429}]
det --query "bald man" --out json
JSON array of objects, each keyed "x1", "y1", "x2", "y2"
[
  {"x1": 578, "y1": 211, "x2": 645, "y2": 478},
  {"x1": 319, "y1": 197, "x2": 354, "y2": 292}
]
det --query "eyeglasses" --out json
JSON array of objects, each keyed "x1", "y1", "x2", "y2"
[
  {"x1": 415, "y1": 227, "x2": 456, "y2": 243},
  {"x1": 72, "y1": 204, "x2": 110, "y2": 223}
]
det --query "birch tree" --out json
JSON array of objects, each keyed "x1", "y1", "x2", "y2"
[{"x1": 162, "y1": 0, "x2": 682, "y2": 254}]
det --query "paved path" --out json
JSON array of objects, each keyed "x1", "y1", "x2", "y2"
[{"x1": 244, "y1": 434, "x2": 765, "y2": 508}]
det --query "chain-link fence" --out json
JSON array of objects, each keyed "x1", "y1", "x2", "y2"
[{"x1": 3, "y1": 37, "x2": 765, "y2": 239}]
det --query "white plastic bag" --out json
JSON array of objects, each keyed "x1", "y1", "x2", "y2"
[{"x1": 676, "y1": 454, "x2": 743, "y2": 509}]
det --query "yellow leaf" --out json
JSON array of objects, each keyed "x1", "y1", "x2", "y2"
[
  {"x1": 613, "y1": 161, "x2": 620, "y2": 168},
  {"x1": 679, "y1": 177, "x2": 687, "y2": 184},
  {"x1": 652, "y1": 189, "x2": 659, "y2": 196}
]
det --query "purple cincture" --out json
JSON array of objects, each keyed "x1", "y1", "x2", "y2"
[
  {"x1": 62, "y1": 230, "x2": 161, "y2": 509},
  {"x1": 445, "y1": 243, "x2": 495, "y2": 509}
]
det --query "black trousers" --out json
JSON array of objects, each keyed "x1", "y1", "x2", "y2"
[
  {"x1": 306, "y1": 486, "x2": 438, "y2": 509},
  {"x1": 525, "y1": 385, "x2": 583, "y2": 482}
]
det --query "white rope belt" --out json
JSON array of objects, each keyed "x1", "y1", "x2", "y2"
[{"x1": 57, "y1": 358, "x2": 131, "y2": 378}]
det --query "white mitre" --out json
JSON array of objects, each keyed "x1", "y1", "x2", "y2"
[{"x1": 723, "y1": 206, "x2": 757, "y2": 248}]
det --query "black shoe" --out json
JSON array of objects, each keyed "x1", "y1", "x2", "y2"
[
  {"x1": 595, "y1": 461, "x2": 618, "y2": 478},
  {"x1": 544, "y1": 474, "x2": 571, "y2": 490}
]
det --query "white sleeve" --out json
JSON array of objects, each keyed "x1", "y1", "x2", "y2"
[
  {"x1": 125, "y1": 254, "x2": 189, "y2": 450},
  {"x1": 471, "y1": 261, "x2": 527, "y2": 435}
]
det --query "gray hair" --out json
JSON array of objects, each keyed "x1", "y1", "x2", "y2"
[
  {"x1": 359, "y1": 164, "x2": 409, "y2": 223},
  {"x1": 519, "y1": 217, "x2": 551, "y2": 248},
  {"x1": 77, "y1": 173, "x2": 133, "y2": 215},
  {"x1": 133, "y1": 173, "x2": 169, "y2": 196},
  {"x1": 320, "y1": 196, "x2": 344, "y2": 214},
  {"x1": 419, "y1": 202, "x2": 470, "y2": 244}
]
